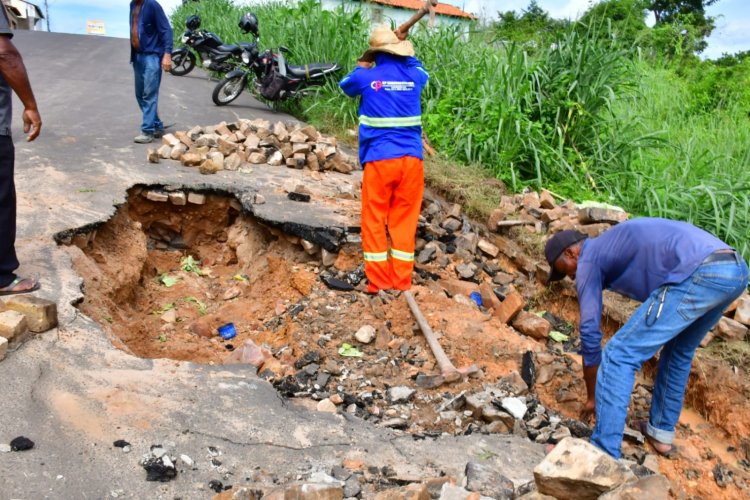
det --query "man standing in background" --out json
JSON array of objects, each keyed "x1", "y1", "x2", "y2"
[
  {"x1": 130, "y1": 0, "x2": 172, "y2": 144},
  {"x1": 0, "y1": 3, "x2": 42, "y2": 295}
]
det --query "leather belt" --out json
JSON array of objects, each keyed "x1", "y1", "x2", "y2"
[{"x1": 703, "y1": 250, "x2": 737, "y2": 264}]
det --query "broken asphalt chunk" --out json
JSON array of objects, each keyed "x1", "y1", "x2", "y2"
[
  {"x1": 287, "y1": 191, "x2": 311, "y2": 202},
  {"x1": 321, "y1": 275, "x2": 354, "y2": 291},
  {"x1": 10, "y1": 436, "x2": 34, "y2": 451}
]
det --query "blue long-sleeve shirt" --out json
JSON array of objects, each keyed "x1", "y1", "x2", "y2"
[
  {"x1": 339, "y1": 53, "x2": 428, "y2": 165},
  {"x1": 129, "y1": 0, "x2": 173, "y2": 63},
  {"x1": 575, "y1": 217, "x2": 729, "y2": 367}
]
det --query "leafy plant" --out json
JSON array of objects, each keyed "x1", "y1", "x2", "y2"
[
  {"x1": 158, "y1": 275, "x2": 179, "y2": 288},
  {"x1": 180, "y1": 255, "x2": 206, "y2": 275},
  {"x1": 183, "y1": 296, "x2": 208, "y2": 316},
  {"x1": 152, "y1": 302, "x2": 176, "y2": 315}
]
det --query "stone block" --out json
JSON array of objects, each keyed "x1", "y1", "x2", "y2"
[
  {"x1": 541, "y1": 206, "x2": 566, "y2": 224},
  {"x1": 224, "y1": 152, "x2": 244, "y2": 171},
  {"x1": 540, "y1": 190, "x2": 556, "y2": 209},
  {"x1": 477, "y1": 238, "x2": 500, "y2": 258},
  {"x1": 534, "y1": 438, "x2": 635, "y2": 500},
  {"x1": 715, "y1": 316, "x2": 748, "y2": 341},
  {"x1": 578, "y1": 207, "x2": 628, "y2": 225},
  {"x1": 465, "y1": 461, "x2": 514, "y2": 499},
  {"x1": 512, "y1": 311, "x2": 551, "y2": 340},
  {"x1": 0, "y1": 335, "x2": 6, "y2": 361},
  {"x1": 180, "y1": 152, "x2": 203, "y2": 166},
  {"x1": 160, "y1": 133, "x2": 180, "y2": 147},
  {"x1": 186, "y1": 125, "x2": 203, "y2": 140},
  {"x1": 144, "y1": 190, "x2": 168, "y2": 202},
  {"x1": 175, "y1": 130, "x2": 193, "y2": 147},
  {"x1": 168, "y1": 192, "x2": 186, "y2": 206},
  {"x1": 289, "y1": 130, "x2": 309, "y2": 143},
  {"x1": 217, "y1": 137, "x2": 238, "y2": 155},
  {"x1": 0, "y1": 311, "x2": 28, "y2": 340},
  {"x1": 494, "y1": 291, "x2": 525, "y2": 324},
  {"x1": 187, "y1": 192, "x2": 206, "y2": 205},
  {"x1": 733, "y1": 296, "x2": 750, "y2": 326},
  {"x1": 156, "y1": 144, "x2": 171, "y2": 159},
  {"x1": 598, "y1": 475, "x2": 671, "y2": 500},
  {"x1": 272, "y1": 121, "x2": 289, "y2": 142},
  {"x1": 523, "y1": 192, "x2": 540, "y2": 210},
  {"x1": 4, "y1": 296, "x2": 57, "y2": 333},
  {"x1": 248, "y1": 152, "x2": 267, "y2": 164},
  {"x1": 442, "y1": 279, "x2": 480, "y2": 298}
]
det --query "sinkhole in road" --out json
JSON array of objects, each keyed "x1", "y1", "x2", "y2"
[
  {"x1": 59, "y1": 186, "x2": 336, "y2": 365},
  {"x1": 54, "y1": 185, "x2": 750, "y2": 493}
]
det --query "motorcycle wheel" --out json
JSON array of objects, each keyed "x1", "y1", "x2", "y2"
[
  {"x1": 170, "y1": 51, "x2": 196, "y2": 76},
  {"x1": 212, "y1": 75, "x2": 246, "y2": 106}
]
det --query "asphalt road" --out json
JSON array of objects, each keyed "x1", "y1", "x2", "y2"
[{"x1": 0, "y1": 31, "x2": 544, "y2": 499}]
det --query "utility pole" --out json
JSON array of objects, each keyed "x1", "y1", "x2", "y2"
[{"x1": 44, "y1": 0, "x2": 50, "y2": 32}]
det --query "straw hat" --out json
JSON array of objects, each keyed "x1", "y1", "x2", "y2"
[{"x1": 360, "y1": 24, "x2": 415, "y2": 60}]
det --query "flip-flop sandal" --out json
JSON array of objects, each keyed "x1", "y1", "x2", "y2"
[
  {"x1": 632, "y1": 420, "x2": 679, "y2": 459},
  {"x1": 0, "y1": 277, "x2": 40, "y2": 296}
]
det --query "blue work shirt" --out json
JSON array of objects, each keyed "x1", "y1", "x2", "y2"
[
  {"x1": 339, "y1": 52, "x2": 428, "y2": 165},
  {"x1": 129, "y1": 0, "x2": 173, "y2": 63},
  {"x1": 576, "y1": 217, "x2": 729, "y2": 367}
]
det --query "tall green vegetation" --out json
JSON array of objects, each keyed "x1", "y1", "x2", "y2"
[{"x1": 171, "y1": 0, "x2": 750, "y2": 258}]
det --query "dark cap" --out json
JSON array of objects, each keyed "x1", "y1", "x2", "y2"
[{"x1": 544, "y1": 230, "x2": 587, "y2": 283}]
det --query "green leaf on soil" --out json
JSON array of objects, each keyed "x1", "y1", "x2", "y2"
[
  {"x1": 550, "y1": 331, "x2": 569, "y2": 343},
  {"x1": 158, "y1": 334, "x2": 167, "y2": 343},
  {"x1": 183, "y1": 296, "x2": 208, "y2": 316},
  {"x1": 181, "y1": 255, "x2": 206, "y2": 276},
  {"x1": 158, "y1": 274, "x2": 179, "y2": 287},
  {"x1": 338, "y1": 343, "x2": 363, "y2": 357},
  {"x1": 152, "y1": 302, "x2": 176, "y2": 315},
  {"x1": 233, "y1": 274, "x2": 248, "y2": 282},
  {"x1": 534, "y1": 310, "x2": 546, "y2": 317}
]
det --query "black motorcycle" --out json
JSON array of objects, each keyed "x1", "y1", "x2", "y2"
[
  {"x1": 212, "y1": 45, "x2": 342, "y2": 106},
  {"x1": 170, "y1": 13, "x2": 259, "y2": 77}
]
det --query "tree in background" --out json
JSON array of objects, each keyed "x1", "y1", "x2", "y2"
[
  {"x1": 579, "y1": 0, "x2": 650, "y2": 48},
  {"x1": 646, "y1": 0, "x2": 718, "y2": 54},
  {"x1": 491, "y1": 0, "x2": 568, "y2": 50}
]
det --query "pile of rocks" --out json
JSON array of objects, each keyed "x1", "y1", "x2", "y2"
[
  {"x1": 703, "y1": 292, "x2": 750, "y2": 346},
  {"x1": 147, "y1": 119, "x2": 358, "y2": 176},
  {"x1": 0, "y1": 295, "x2": 58, "y2": 362}
]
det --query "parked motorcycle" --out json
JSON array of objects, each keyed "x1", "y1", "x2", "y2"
[
  {"x1": 170, "y1": 13, "x2": 259, "y2": 77},
  {"x1": 212, "y1": 45, "x2": 342, "y2": 106}
]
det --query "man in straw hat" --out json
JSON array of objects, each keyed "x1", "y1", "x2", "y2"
[
  {"x1": 545, "y1": 218, "x2": 747, "y2": 459},
  {"x1": 339, "y1": 25, "x2": 429, "y2": 293}
]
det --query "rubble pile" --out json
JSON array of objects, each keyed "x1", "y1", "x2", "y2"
[{"x1": 147, "y1": 119, "x2": 358, "y2": 175}]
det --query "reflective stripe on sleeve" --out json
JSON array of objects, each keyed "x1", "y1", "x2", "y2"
[
  {"x1": 363, "y1": 251, "x2": 388, "y2": 262},
  {"x1": 359, "y1": 115, "x2": 422, "y2": 128},
  {"x1": 390, "y1": 249, "x2": 414, "y2": 262}
]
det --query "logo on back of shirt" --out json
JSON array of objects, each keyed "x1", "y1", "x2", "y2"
[{"x1": 370, "y1": 80, "x2": 414, "y2": 92}]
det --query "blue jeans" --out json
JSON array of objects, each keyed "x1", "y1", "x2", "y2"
[
  {"x1": 133, "y1": 52, "x2": 164, "y2": 135},
  {"x1": 591, "y1": 253, "x2": 748, "y2": 458}
]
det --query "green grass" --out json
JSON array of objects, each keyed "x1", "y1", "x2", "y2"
[{"x1": 171, "y1": 0, "x2": 750, "y2": 260}]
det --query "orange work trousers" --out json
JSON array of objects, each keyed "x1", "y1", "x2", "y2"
[{"x1": 361, "y1": 156, "x2": 424, "y2": 293}]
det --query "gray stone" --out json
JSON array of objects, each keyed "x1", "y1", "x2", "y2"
[
  {"x1": 0, "y1": 443, "x2": 11, "y2": 453},
  {"x1": 500, "y1": 397, "x2": 527, "y2": 420},
  {"x1": 441, "y1": 217, "x2": 462, "y2": 232},
  {"x1": 465, "y1": 461, "x2": 514, "y2": 499},
  {"x1": 477, "y1": 239, "x2": 500, "y2": 258},
  {"x1": 455, "y1": 233, "x2": 479, "y2": 254},
  {"x1": 354, "y1": 325, "x2": 376, "y2": 344},
  {"x1": 387, "y1": 386, "x2": 416, "y2": 404},
  {"x1": 534, "y1": 438, "x2": 636, "y2": 500},
  {"x1": 733, "y1": 296, "x2": 750, "y2": 326},
  {"x1": 598, "y1": 474, "x2": 671, "y2": 500},
  {"x1": 144, "y1": 190, "x2": 168, "y2": 202},
  {"x1": 455, "y1": 262, "x2": 477, "y2": 280},
  {"x1": 715, "y1": 316, "x2": 748, "y2": 341},
  {"x1": 512, "y1": 311, "x2": 551, "y2": 340},
  {"x1": 577, "y1": 207, "x2": 628, "y2": 225},
  {"x1": 343, "y1": 476, "x2": 361, "y2": 498}
]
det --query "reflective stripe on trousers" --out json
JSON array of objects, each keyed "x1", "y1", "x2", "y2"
[{"x1": 361, "y1": 156, "x2": 424, "y2": 292}]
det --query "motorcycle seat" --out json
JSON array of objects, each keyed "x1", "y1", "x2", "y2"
[
  {"x1": 286, "y1": 62, "x2": 341, "y2": 79},
  {"x1": 218, "y1": 44, "x2": 242, "y2": 54}
]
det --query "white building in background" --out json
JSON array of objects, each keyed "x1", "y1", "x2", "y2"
[
  {"x1": 321, "y1": 0, "x2": 475, "y2": 31},
  {"x1": 2, "y1": 0, "x2": 44, "y2": 30}
]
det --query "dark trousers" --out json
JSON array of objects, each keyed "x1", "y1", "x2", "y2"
[{"x1": 0, "y1": 135, "x2": 18, "y2": 287}]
